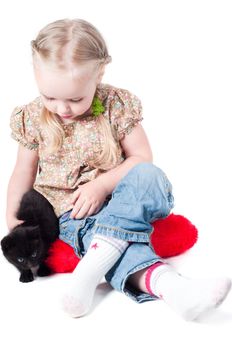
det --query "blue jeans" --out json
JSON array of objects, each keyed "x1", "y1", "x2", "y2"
[{"x1": 59, "y1": 162, "x2": 174, "y2": 302}]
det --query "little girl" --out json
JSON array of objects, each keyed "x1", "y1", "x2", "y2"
[{"x1": 7, "y1": 18, "x2": 231, "y2": 321}]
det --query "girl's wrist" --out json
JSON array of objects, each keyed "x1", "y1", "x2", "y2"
[{"x1": 94, "y1": 177, "x2": 111, "y2": 196}]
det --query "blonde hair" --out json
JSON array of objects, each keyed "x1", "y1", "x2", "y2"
[{"x1": 31, "y1": 18, "x2": 120, "y2": 170}]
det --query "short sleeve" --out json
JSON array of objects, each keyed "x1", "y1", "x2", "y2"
[
  {"x1": 109, "y1": 88, "x2": 143, "y2": 141},
  {"x1": 10, "y1": 105, "x2": 39, "y2": 150}
]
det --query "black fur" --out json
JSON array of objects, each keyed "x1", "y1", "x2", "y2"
[{"x1": 1, "y1": 189, "x2": 59, "y2": 282}]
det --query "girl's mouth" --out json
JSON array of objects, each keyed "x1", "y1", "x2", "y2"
[{"x1": 59, "y1": 114, "x2": 73, "y2": 119}]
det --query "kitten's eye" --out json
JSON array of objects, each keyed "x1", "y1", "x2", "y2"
[
  {"x1": 17, "y1": 257, "x2": 24, "y2": 263},
  {"x1": 31, "y1": 251, "x2": 37, "y2": 258}
]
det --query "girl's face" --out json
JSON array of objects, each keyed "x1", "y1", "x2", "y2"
[{"x1": 33, "y1": 56, "x2": 103, "y2": 124}]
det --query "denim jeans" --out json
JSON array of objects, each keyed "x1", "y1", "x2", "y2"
[{"x1": 59, "y1": 162, "x2": 174, "y2": 302}]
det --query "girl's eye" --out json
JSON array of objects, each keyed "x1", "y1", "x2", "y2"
[
  {"x1": 44, "y1": 96, "x2": 82, "y2": 103},
  {"x1": 43, "y1": 95, "x2": 54, "y2": 101},
  {"x1": 31, "y1": 251, "x2": 37, "y2": 258},
  {"x1": 17, "y1": 257, "x2": 24, "y2": 263},
  {"x1": 70, "y1": 98, "x2": 83, "y2": 103}
]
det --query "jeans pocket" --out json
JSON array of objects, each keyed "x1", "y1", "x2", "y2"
[{"x1": 59, "y1": 221, "x2": 77, "y2": 246}]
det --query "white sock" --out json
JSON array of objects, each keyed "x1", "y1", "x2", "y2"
[
  {"x1": 62, "y1": 235, "x2": 128, "y2": 317},
  {"x1": 146, "y1": 263, "x2": 231, "y2": 321}
]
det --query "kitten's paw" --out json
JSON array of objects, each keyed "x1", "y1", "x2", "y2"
[
  {"x1": 20, "y1": 270, "x2": 34, "y2": 283},
  {"x1": 37, "y1": 264, "x2": 51, "y2": 277}
]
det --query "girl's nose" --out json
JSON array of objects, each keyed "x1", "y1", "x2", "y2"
[{"x1": 56, "y1": 102, "x2": 71, "y2": 116}]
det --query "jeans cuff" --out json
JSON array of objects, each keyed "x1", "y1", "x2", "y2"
[{"x1": 94, "y1": 223, "x2": 151, "y2": 243}]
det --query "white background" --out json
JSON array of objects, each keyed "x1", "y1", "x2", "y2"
[{"x1": 1, "y1": 0, "x2": 232, "y2": 349}]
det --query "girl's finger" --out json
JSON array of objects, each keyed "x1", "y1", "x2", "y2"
[
  {"x1": 70, "y1": 189, "x2": 81, "y2": 204},
  {"x1": 85, "y1": 204, "x2": 96, "y2": 218},
  {"x1": 74, "y1": 201, "x2": 91, "y2": 219},
  {"x1": 70, "y1": 198, "x2": 85, "y2": 218}
]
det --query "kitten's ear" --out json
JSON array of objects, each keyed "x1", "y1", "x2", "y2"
[{"x1": 1, "y1": 235, "x2": 14, "y2": 253}]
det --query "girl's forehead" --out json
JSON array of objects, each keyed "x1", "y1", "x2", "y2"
[
  {"x1": 34, "y1": 54, "x2": 97, "y2": 77},
  {"x1": 34, "y1": 60, "x2": 97, "y2": 99}
]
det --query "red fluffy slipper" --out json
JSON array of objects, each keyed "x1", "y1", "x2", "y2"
[
  {"x1": 150, "y1": 213, "x2": 198, "y2": 258},
  {"x1": 45, "y1": 213, "x2": 198, "y2": 273}
]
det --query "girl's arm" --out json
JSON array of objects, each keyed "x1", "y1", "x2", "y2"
[
  {"x1": 96, "y1": 124, "x2": 153, "y2": 194},
  {"x1": 70, "y1": 124, "x2": 153, "y2": 219},
  {"x1": 6, "y1": 144, "x2": 39, "y2": 230}
]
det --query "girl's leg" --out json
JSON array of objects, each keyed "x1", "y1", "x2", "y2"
[
  {"x1": 62, "y1": 235, "x2": 128, "y2": 317},
  {"x1": 62, "y1": 162, "x2": 173, "y2": 317},
  {"x1": 94, "y1": 162, "x2": 174, "y2": 242},
  {"x1": 129, "y1": 263, "x2": 231, "y2": 321}
]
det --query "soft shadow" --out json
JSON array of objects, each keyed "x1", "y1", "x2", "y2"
[
  {"x1": 196, "y1": 309, "x2": 232, "y2": 325},
  {"x1": 90, "y1": 282, "x2": 114, "y2": 312}
]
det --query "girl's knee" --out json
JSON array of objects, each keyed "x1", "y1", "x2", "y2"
[
  {"x1": 133, "y1": 163, "x2": 174, "y2": 213},
  {"x1": 130, "y1": 162, "x2": 158, "y2": 177},
  {"x1": 131, "y1": 162, "x2": 168, "y2": 185}
]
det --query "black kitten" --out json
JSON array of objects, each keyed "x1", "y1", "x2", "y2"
[{"x1": 1, "y1": 189, "x2": 59, "y2": 282}]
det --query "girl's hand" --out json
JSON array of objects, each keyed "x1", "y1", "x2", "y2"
[
  {"x1": 7, "y1": 217, "x2": 24, "y2": 231},
  {"x1": 70, "y1": 179, "x2": 109, "y2": 219}
]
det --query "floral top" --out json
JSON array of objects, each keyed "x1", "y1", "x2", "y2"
[{"x1": 10, "y1": 83, "x2": 143, "y2": 217}]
